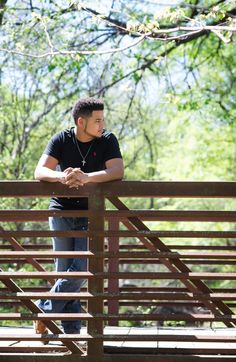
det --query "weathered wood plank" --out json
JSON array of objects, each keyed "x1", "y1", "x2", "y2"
[{"x1": 1, "y1": 180, "x2": 236, "y2": 197}]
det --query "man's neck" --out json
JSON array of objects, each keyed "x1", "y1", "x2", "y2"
[{"x1": 74, "y1": 126, "x2": 94, "y2": 143}]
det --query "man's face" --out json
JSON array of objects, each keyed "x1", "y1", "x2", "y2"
[{"x1": 82, "y1": 110, "x2": 104, "y2": 138}]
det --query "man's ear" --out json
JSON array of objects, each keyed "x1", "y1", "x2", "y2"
[{"x1": 76, "y1": 117, "x2": 84, "y2": 128}]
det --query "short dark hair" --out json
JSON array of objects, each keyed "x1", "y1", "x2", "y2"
[{"x1": 72, "y1": 97, "x2": 104, "y2": 123}]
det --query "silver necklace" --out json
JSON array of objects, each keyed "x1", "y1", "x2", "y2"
[{"x1": 74, "y1": 134, "x2": 95, "y2": 167}]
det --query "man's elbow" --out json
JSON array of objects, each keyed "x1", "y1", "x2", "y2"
[
  {"x1": 34, "y1": 167, "x2": 42, "y2": 180},
  {"x1": 119, "y1": 168, "x2": 124, "y2": 180},
  {"x1": 114, "y1": 167, "x2": 124, "y2": 181}
]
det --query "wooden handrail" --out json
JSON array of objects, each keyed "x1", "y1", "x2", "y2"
[{"x1": 0, "y1": 180, "x2": 236, "y2": 197}]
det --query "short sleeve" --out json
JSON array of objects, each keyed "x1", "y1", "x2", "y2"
[
  {"x1": 43, "y1": 132, "x2": 63, "y2": 161},
  {"x1": 103, "y1": 133, "x2": 122, "y2": 162}
]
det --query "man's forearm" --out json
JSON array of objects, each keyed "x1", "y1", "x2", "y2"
[
  {"x1": 86, "y1": 167, "x2": 124, "y2": 183},
  {"x1": 34, "y1": 167, "x2": 65, "y2": 183},
  {"x1": 64, "y1": 166, "x2": 123, "y2": 188}
]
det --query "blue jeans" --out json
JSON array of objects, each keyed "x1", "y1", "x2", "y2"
[{"x1": 36, "y1": 216, "x2": 88, "y2": 333}]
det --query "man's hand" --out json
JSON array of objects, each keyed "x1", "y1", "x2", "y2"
[
  {"x1": 64, "y1": 168, "x2": 88, "y2": 188},
  {"x1": 57, "y1": 168, "x2": 73, "y2": 184},
  {"x1": 60, "y1": 158, "x2": 124, "y2": 188}
]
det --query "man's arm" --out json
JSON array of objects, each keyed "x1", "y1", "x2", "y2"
[
  {"x1": 34, "y1": 154, "x2": 66, "y2": 183},
  {"x1": 65, "y1": 158, "x2": 124, "y2": 188}
]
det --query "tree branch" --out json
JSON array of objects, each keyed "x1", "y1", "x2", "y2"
[{"x1": 0, "y1": 33, "x2": 147, "y2": 58}]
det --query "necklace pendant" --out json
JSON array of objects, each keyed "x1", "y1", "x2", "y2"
[{"x1": 74, "y1": 132, "x2": 95, "y2": 168}]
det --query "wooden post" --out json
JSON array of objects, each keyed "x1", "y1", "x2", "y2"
[
  {"x1": 87, "y1": 190, "x2": 104, "y2": 357},
  {"x1": 107, "y1": 218, "x2": 119, "y2": 326}
]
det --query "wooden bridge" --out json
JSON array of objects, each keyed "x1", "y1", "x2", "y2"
[{"x1": 0, "y1": 180, "x2": 236, "y2": 361}]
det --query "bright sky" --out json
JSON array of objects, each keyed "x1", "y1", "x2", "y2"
[{"x1": 81, "y1": 0, "x2": 180, "y2": 15}]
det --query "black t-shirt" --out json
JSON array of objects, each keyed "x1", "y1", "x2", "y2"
[{"x1": 43, "y1": 127, "x2": 122, "y2": 210}]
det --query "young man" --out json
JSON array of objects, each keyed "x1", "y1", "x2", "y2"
[{"x1": 34, "y1": 97, "x2": 124, "y2": 335}]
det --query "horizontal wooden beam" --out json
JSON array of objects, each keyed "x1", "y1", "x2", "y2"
[
  {"x1": 1, "y1": 271, "x2": 236, "y2": 279},
  {"x1": 0, "y1": 333, "x2": 236, "y2": 343},
  {"x1": 1, "y1": 312, "x2": 236, "y2": 322},
  {"x1": 1, "y1": 180, "x2": 236, "y2": 198},
  {"x1": 1, "y1": 243, "x2": 236, "y2": 251},
  {"x1": 1, "y1": 230, "x2": 236, "y2": 238},
  {"x1": 1, "y1": 209, "x2": 236, "y2": 222},
  {"x1": 0, "y1": 351, "x2": 235, "y2": 360},
  {"x1": 1, "y1": 291, "x2": 236, "y2": 300},
  {"x1": 1, "y1": 251, "x2": 236, "y2": 259}
]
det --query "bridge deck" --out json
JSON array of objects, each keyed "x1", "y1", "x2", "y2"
[{"x1": 0, "y1": 325, "x2": 236, "y2": 355}]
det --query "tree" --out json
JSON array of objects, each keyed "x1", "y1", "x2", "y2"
[{"x1": 0, "y1": 0, "x2": 235, "y2": 182}]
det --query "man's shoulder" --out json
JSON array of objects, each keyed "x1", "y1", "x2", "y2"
[
  {"x1": 51, "y1": 128, "x2": 74, "y2": 142},
  {"x1": 98, "y1": 129, "x2": 122, "y2": 159},
  {"x1": 100, "y1": 129, "x2": 117, "y2": 141}
]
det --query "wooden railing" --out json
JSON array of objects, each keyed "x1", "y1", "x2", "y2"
[{"x1": 1, "y1": 180, "x2": 236, "y2": 361}]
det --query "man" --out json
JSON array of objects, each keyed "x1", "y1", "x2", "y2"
[{"x1": 34, "y1": 97, "x2": 124, "y2": 335}]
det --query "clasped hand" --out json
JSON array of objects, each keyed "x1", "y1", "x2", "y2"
[{"x1": 60, "y1": 167, "x2": 88, "y2": 188}]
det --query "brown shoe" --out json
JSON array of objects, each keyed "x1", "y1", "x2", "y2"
[{"x1": 34, "y1": 320, "x2": 48, "y2": 334}]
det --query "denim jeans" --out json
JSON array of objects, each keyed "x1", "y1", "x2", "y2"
[{"x1": 36, "y1": 216, "x2": 88, "y2": 333}]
